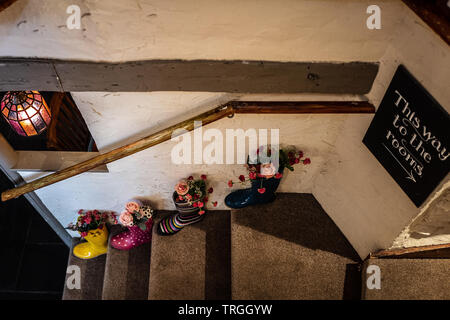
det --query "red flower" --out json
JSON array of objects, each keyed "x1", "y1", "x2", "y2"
[
  {"x1": 275, "y1": 173, "x2": 283, "y2": 179},
  {"x1": 187, "y1": 176, "x2": 194, "y2": 180},
  {"x1": 298, "y1": 151, "x2": 304, "y2": 158},
  {"x1": 294, "y1": 158, "x2": 300, "y2": 164},
  {"x1": 249, "y1": 172, "x2": 257, "y2": 180},
  {"x1": 212, "y1": 201, "x2": 218, "y2": 207},
  {"x1": 198, "y1": 202, "x2": 204, "y2": 208},
  {"x1": 303, "y1": 158, "x2": 311, "y2": 165},
  {"x1": 201, "y1": 174, "x2": 207, "y2": 180},
  {"x1": 228, "y1": 180, "x2": 233, "y2": 187},
  {"x1": 193, "y1": 202, "x2": 198, "y2": 207},
  {"x1": 208, "y1": 187, "x2": 214, "y2": 193},
  {"x1": 257, "y1": 188, "x2": 266, "y2": 194},
  {"x1": 239, "y1": 175, "x2": 245, "y2": 182},
  {"x1": 203, "y1": 197, "x2": 208, "y2": 203},
  {"x1": 78, "y1": 209, "x2": 83, "y2": 215},
  {"x1": 199, "y1": 210, "x2": 205, "y2": 215},
  {"x1": 178, "y1": 195, "x2": 184, "y2": 201}
]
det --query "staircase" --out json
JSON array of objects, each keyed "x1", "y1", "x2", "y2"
[
  {"x1": 63, "y1": 193, "x2": 362, "y2": 300},
  {"x1": 62, "y1": 193, "x2": 449, "y2": 300}
]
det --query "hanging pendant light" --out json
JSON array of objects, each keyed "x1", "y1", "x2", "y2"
[{"x1": 1, "y1": 91, "x2": 51, "y2": 137}]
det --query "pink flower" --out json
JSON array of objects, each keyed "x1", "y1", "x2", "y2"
[
  {"x1": 275, "y1": 173, "x2": 283, "y2": 179},
  {"x1": 84, "y1": 216, "x2": 92, "y2": 224},
  {"x1": 249, "y1": 172, "x2": 257, "y2": 180},
  {"x1": 175, "y1": 180, "x2": 190, "y2": 195},
  {"x1": 258, "y1": 188, "x2": 266, "y2": 194},
  {"x1": 228, "y1": 180, "x2": 233, "y2": 187},
  {"x1": 126, "y1": 199, "x2": 142, "y2": 213},
  {"x1": 199, "y1": 210, "x2": 205, "y2": 215},
  {"x1": 303, "y1": 158, "x2": 311, "y2": 165},
  {"x1": 185, "y1": 194, "x2": 192, "y2": 200},
  {"x1": 239, "y1": 175, "x2": 245, "y2": 182},
  {"x1": 201, "y1": 174, "x2": 207, "y2": 180},
  {"x1": 260, "y1": 163, "x2": 276, "y2": 178},
  {"x1": 119, "y1": 211, "x2": 134, "y2": 227},
  {"x1": 198, "y1": 202, "x2": 204, "y2": 208},
  {"x1": 81, "y1": 231, "x2": 88, "y2": 238}
]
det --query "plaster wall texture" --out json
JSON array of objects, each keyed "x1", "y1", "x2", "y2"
[
  {"x1": 314, "y1": 5, "x2": 450, "y2": 255},
  {"x1": 1, "y1": 0, "x2": 448, "y2": 256},
  {"x1": 0, "y1": 0, "x2": 402, "y2": 62}
]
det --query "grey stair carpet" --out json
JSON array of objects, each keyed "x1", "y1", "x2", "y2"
[
  {"x1": 62, "y1": 238, "x2": 106, "y2": 300},
  {"x1": 231, "y1": 193, "x2": 360, "y2": 300},
  {"x1": 362, "y1": 258, "x2": 450, "y2": 300},
  {"x1": 101, "y1": 225, "x2": 151, "y2": 300},
  {"x1": 148, "y1": 210, "x2": 231, "y2": 300}
]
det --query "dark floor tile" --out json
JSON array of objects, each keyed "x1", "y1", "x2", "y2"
[
  {"x1": 0, "y1": 290, "x2": 62, "y2": 300},
  {"x1": 16, "y1": 243, "x2": 69, "y2": 292},
  {"x1": 27, "y1": 213, "x2": 64, "y2": 244}
]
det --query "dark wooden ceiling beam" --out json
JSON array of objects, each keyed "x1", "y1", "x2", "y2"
[
  {"x1": 232, "y1": 101, "x2": 375, "y2": 114},
  {"x1": 402, "y1": 0, "x2": 450, "y2": 45},
  {"x1": 0, "y1": 0, "x2": 18, "y2": 13},
  {"x1": 0, "y1": 58, "x2": 378, "y2": 94}
]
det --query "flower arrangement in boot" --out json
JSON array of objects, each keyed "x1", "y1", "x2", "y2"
[
  {"x1": 66, "y1": 210, "x2": 117, "y2": 259},
  {"x1": 111, "y1": 199, "x2": 154, "y2": 250},
  {"x1": 225, "y1": 146, "x2": 311, "y2": 209},
  {"x1": 157, "y1": 174, "x2": 215, "y2": 236}
]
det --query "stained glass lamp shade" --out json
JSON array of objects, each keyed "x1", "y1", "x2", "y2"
[{"x1": 1, "y1": 91, "x2": 51, "y2": 137}]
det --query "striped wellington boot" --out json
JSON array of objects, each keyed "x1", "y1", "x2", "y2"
[{"x1": 157, "y1": 212, "x2": 204, "y2": 236}]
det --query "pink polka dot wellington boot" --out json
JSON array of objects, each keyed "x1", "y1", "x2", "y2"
[{"x1": 111, "y1": 206, "x2": 153, "y2": 250}]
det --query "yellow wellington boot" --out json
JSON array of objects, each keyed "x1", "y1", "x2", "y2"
[{"x1": 73, "y1": 225, "x2": 109, "y2": 259}]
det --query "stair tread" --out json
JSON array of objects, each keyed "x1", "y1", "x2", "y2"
[
  {"x1": 148, "y1": 210, "x2": 231, "y2": 300},
  {"x1": 62, "y1": 238, "x2": 106, "y2": 300},
  {"x1": 362, "y1": 258, "x2": 450, "y2": 300},
  {"x1": 231, "y1": 193, "x2": 360, "y2": 300},
  {"x1": 102, "y1": 225, "x2": 151, "y2": 300}
]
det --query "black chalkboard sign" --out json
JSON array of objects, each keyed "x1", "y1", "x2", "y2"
[{"x1": 363, "y1": 65, "x2": 449, "y2": 207}]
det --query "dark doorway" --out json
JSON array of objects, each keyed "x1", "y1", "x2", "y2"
[{"x1": 0, "y1": 169, "x2": 69, "y2": 299}]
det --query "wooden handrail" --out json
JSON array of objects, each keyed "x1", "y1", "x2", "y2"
[
  {"x1": 232, "y1": 101, "x2": 375, "y2": 114},
  {"x1": 1, "y1": 104, "x2": 234, "y2": 201},
  {"x1": 370, "y1": 243, "x2": 450, "y2": 258},
  {"x1": 1, "y1": 100, "x2": 374, "y2": 201}
]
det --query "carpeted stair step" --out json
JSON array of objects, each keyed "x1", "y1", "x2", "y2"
[
  {"x1": 231, "y1": 193, "x2": 361, "y2": 300},
  {"x1": 62, "y1": 238, "x2": 106, "y2": 300},
  {"x1": 148, "y1": 210, "x2": 231, "y2": 300},
  {"x1": 101, "y1": 225, "x2": 151, "y2": 300},
  {"x1": 361, "y1": 258, "x2": 450, "y2": 300}
]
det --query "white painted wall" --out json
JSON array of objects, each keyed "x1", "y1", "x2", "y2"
[
  {"x1": 313, "y1": 4, "x2": 450, "y2": 255},
  {"x1": 0, "y1": 0, "x2": 402, "y2": 62},
  {"x1": 2, "y1": 0, "x2": 448, "y2": 257}
]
